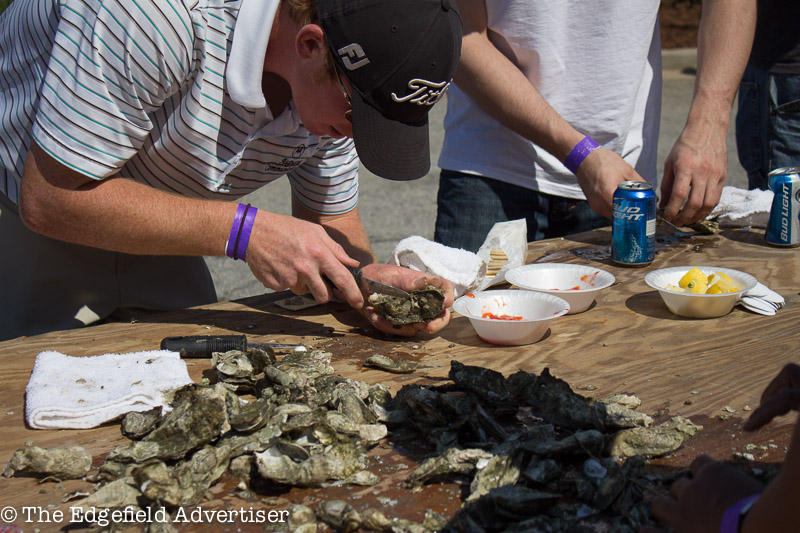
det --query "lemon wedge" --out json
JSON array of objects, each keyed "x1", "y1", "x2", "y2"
[
  {"x1": 707, "y1": 276, "x2": 740, "y2": 294},
  {"x1": 679, "y1": 267, "x2": 707, "y2": 290}
]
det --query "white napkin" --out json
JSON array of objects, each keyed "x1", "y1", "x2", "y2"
[
  {"x1": 25, "y1": 350, "x2": 192, "y2": 430},
  {"x1": 390, "y1": 236, "x2": 486, "y2": 297},
  {"x1": 738, "y1": 282, "x2": 786, "y2": 316},
  {"x1": 708, "y1": 187, "x2": 773, "y2": 228}
]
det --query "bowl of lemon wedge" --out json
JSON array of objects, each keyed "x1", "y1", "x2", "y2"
[{"x1": 644, "y1": 266, "x2": 757, "y2": 318}]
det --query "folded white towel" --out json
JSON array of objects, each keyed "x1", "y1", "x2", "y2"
[
  {"x1": 390, "y1": 236, "x2": 486, "y2": 297},
  {"x1": 25, "y1": 350, "x2": 192, "y2": 430},
  {"x1": 709, "y1": 187, "x2": 773, "y2": 228}
]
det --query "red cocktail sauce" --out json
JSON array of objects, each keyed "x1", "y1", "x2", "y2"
[{"x1": 482, "y1": 312, "x2": 523, "y2": 321}]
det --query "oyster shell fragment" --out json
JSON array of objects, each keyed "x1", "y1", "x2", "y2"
[
  {"x1": 606, "y1": 415, "x2": 703, "y2": 458},
  {"x1": 364, "y1": 354, "x2": 418, "y2": 374},
  {"x1": 121, "y1": 406, "x2": 162, "y2": 439},
  {"x1": 3, "y1": 445, "x2": 92, "y2": 480}
]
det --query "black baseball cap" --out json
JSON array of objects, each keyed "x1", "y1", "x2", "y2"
[{"x1": 318, "y1": 0, "x2": 462, "y2": 180}]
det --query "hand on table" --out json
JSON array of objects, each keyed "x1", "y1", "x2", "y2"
[
  {"x1": 743, "y1": 363, "x2": 800, "y2": 431},
  {"x1": 659, "y1": 119, "x2": 728, "y2": 227},
  {"x1": 642, "y1": 455, "x2": 764, "y2": 533},
  {"x1": 359, "y1": 263, "x2": 455, "y2": 337}
]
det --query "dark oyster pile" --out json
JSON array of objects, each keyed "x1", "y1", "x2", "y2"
[
  {"x1": 389, "y1": 361, "x2": 702, "y2": 532},
  {"x1": 369, "y1": 285, "x2": 446, "y2": 325}
]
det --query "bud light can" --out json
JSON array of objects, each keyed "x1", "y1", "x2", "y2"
[
  {"x1": 612, "y1": 181, "x2": 657, "y2": 266},
  {"x1": 766, "y1": 167, "x2": 800, "y2": 247}
]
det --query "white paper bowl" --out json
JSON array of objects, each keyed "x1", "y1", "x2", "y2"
[
  {"x1": 505, "y1": 263, "x2": 616, "y2": 314},
  {"x1": 453, "y1": 290, "x2": 570, "y2": 345},
  {"x1": 644, "y1": 266, "x2": 757, "y2": 319}
]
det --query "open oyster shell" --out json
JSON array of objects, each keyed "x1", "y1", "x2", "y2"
[{"x1": 368, "y1": 285, "x2": 445, "y2": 325}]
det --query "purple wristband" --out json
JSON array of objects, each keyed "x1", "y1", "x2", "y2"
[
  {"x1": 720, "y1": 494, "x2": 760, "y2": 533},
  {"x1": 234, "y1": 205, "x2": 258, "y2": 261},
  {"x1": 225, "y1": 203, "x2": 248, "y2": 258},
  {"x1": 564, "y1": 136, "x2": 600, "y2": 173}
]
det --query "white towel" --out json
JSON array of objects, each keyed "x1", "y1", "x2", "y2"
[
  {"x1": 390, "y1": 236, "x2": 487, "y2": 297},
  {"x1": 25, "y1": 350, "x2": 192, "y2": 430},
  {"x1": 709, "y1": 187, "x2": 773, "y2": 228}
]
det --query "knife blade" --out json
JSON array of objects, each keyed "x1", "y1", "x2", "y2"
[
  {"x1": 322, "y1": 265, "x2": 411, "y2": 298},
  {"x1": 323, "y1": 266, "x2": 410, "y2": 298},
  {"x1": 345, "y1": 265, "x2": 410, "y2": 298},
  {"x1": 160, "y1": 335, "x2": 306, "y2": 358}
]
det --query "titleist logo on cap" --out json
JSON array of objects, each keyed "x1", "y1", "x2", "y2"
[{"x1": 392, "y1": 79, "x2": 450, "y2": 106}]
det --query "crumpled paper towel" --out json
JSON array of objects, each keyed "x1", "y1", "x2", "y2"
[
  {"x1": 25, "y1": 350, "x2": 192, "y2": 429},
  {"x1": 708, "y1": 186, "x2": 773, "y2": 228},
  {"x1": 390, "y1": 235, "x2": 486, "y2": 297},
  {"x1": 389, "y1": 219, "x2": 528, "y2": 297}
]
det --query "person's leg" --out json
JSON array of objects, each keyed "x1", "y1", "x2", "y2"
[
  {"x1": 736, "y1": 64, "x2": 771, "y2": 190},
  {"x1": 435, "y1": 169, "x2": 516, "y2": 252},
  {"x1": 0, "y1": 192, "x2": 217, "y2": 340},
  {"x1": 435, "y1": 169, "x2": 608, "y2": 251},
  {"x1": 542, "y1": 194, "x2": 610, "y2": 240},
  {"x1": 0, "y1": 193, "x2": 119, "y2": 340},
  {"x1": 766, "y1": 72, "x2": 800, "y2": 177},
  {"x1": 114, "y1": 252, "x2": 217, "y2": 321}
]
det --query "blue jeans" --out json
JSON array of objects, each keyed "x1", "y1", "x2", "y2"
[
  {"x1": 434, "y1": 170, "x2": 610, "y2": 252},
  {"x1": 736, "y1": 64, "x2": 800, "y2": 190}
]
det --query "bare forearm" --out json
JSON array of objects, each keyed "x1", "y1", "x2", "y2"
[
  {"x1": 453, "y1": 0, "x2": 583, "y2": 160},
  {"x1": 19, "y1": 143, "x2": 232, "y2": 256},
  {"x1": 689, "y1": 0, "x2": 756, "y2": 128}
]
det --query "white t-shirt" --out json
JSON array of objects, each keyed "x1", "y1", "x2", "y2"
[
  {"x1": 438, "y1": 0, "x2": 662, "y2": 199},
  {"x1": 0, "y1": 0, "x2": 359, "y2": 214}
]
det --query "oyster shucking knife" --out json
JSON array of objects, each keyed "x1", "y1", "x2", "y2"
[
  {"x1": 161, "y1": 335, "x2": 306, "y2": 357},
  {"x1": 326, "y1": 266, "x2": 410, "y2": 298},
  {"x1": 349, "y1": 265, "x2": 410, "y2": 298}
]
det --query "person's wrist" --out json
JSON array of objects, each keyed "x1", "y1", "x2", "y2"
[
  {"x1": 225, "y1": 203, "x2": 258, "y2": 261},
  {"x1": 720, "y1": 493, "x2": 760, "y2": 533},
  {"x1": 564, "y1": 136, "x2": 600, "y2": 174},
  {"x1": 225, "y1": 203, "x2": 247, "y2": 259}
]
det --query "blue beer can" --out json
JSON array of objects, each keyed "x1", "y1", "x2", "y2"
[
  {"x1": 612, "y1": 181, "x2": 657, "y2": 266},
  {"x1": 766, "y1": 167, "x2": 800, "y2": 247}
]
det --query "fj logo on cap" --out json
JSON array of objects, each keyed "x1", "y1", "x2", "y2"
[
  {"x1": 338, "y1": 44, "x2": 370, "y2": 71},
  {"x1": 392, "y1": 79, "x2": 451, "y2": 106}
]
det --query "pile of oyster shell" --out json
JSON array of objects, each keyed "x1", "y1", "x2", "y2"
[
  {"x1": 5, "y1": 348, "x2": 403, "y2": 532},
  {"x1": 5, "y1": 350, "x2": 704, "y2": 532},
  {"x1": 389, "y1": 361, "x2": 704, "y2": 532}
]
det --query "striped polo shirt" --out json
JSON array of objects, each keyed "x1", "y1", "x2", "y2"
[{"x1": 0, "y1": 0, "x2": 359, "y2": 214}]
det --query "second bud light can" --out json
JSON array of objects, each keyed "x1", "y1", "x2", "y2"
[
  {"x1": 766, "y1": 167, "x2": 800, "y2": 247},
  {"x1": 612, "y1": 181, "x2": 656, "y2": 266}
]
